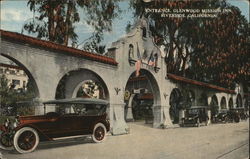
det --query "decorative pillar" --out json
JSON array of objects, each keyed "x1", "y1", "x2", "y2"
[
  {"x1": 153, "y1": 104, "x2": 173, "y2": 128},
  {"x1": 206, "y1": 109, "x2": 211, "y2": 125},
  {"x1": 110, "y1": 102, "x2": 130, "y2": 135},
  {"x1": 153, "y1": 105, "x2": 162, "y2": 128},
  {"x1": 162, "y1": 105, "x2": 173, "y2": 127}
]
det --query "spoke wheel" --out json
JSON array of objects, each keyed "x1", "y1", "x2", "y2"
[
  {"x1": 13, "y1": 127, "x2": 39, "y2": 154},
  {"x1": 92, "y1": 123, "x2": 106, "y2": 143},
  {"x1": 0, "y1": 132, "x2": 13, "y2": 149}
]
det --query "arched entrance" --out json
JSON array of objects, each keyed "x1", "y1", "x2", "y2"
[
  {"x1": 210, "y1": 95, "x2": 219, "y2": 117},
  {"x1": 124, "y1": 69, "x2": 160, "y2": 125},
  {"x1": 220, "y1": 96, "x2": 227, "y2": 110},
  {"x1": 169, "y1": 88, "x2": 184, "y2": 124},
  {"x1": 55, "y1": 69, "x2": 109, "y2": 100}
]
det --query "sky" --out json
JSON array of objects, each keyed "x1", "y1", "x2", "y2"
[
  {"x1": 0, "y1": 0, "x2": 249, "y2": 60},
  {"x1": 0, "y1": 1, "x2": 134, "y2": 49}
]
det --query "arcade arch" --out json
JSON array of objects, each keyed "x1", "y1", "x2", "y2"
[
  {"x1": 210, "y1": 95, "x2": 219, "y2": 117},
  {"x1": 228, "y1": 97, "x2": 233, "y2": 109},
  {"x1": 0, "y1": 54, "x2": 40, "y2": 97},
  {"x1": 236, "y1": 94, "x2": 243, "y2": 108},
  {"x1": 169, "y1": 88, "x2": 183, "y2": 124},
  {"x1": 220, "y1": 96, "x2": 227, "y2": 110},
  {"x1": 55, "y1": 69, "x2": 109, "y2": 100}
]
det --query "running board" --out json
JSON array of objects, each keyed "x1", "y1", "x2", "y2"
[{"x1": 52, "y1": 135, "x2": 91, "y2": 141}]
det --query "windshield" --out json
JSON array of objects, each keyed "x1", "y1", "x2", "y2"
[
  {"x1": 188, "y1": 109, "x2": 198, "y2": 114},
  {"x1": 44, "y1": 103, "x2": 106, "y2": 116}
]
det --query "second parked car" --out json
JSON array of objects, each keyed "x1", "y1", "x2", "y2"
[{"x1": 180, "y1": 106, "x2": 209, "y2": 127}]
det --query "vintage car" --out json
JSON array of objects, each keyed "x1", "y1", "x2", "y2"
[
  {"x1": 0, "y1": 98, "x2": 110, "y2": 154},
  {"x1": 180, "y1": 106, "x2": 209, "y2": 127},
  {"x1": 212, "y1": 109, "x2": 229, "y2": 123},
  {"x1": 227, "y1": 107, "x2": 248, "y2": 122}
]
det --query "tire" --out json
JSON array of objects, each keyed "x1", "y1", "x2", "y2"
[
  {"x1": 234, "y1": 116, "x2": 240, "y2": 123},
  {"x1": 224, "y1": 117, "x2": 228, "y2": 123},
  {"x1": 13, "y1": 127, "x2": 39, "y2": 154},
  {"x1": 92, "y1": 123, "x2": 107, "y2": 143},
  {"x1": 0, "y1": 131, "x2": 13, "y2": 150}
]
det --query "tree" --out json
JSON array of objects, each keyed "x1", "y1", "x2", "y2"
[
  {"x1": 81, "y1": 0, "x2": 121, "y2": 53},
  {"x1": 186, "y1": 4, "x2": 249, "y2": 88},
  {"x1": 130, "y1": 0, "x2": 249, "y2": 89},
  {"x1": 22, "y1": 0, "x2": 121, "y2": 49},
  {"x1": 0, "y1": 75, "x2": 10, "y2": 113},
  {"x1": 0, "y1": 75, "x2": 37, "y2": 115}
]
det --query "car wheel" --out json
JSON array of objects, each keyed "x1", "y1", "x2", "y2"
[
  {"x1": 224, "y1": 117, "x2": 228, "y2": 123},
  {"x1": 13, "y1": 127, "x2": 39, "y2": 154},
  {"x1": 234, "y1": 116, "x2": 240, "y2": 123},
  {"x1": 92, "y1": 123, "x2": 106, "y2": 143},
  {"x1": 0, "y1": 131, "x2": 13, "y2": 150}
]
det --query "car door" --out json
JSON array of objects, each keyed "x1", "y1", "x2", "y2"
[
  {"x1": 56, "y1": 114, "x2": 80, "y2": 137},
  {"x1": 35, "y1": 113, "x2": 62, "y2": 138}
]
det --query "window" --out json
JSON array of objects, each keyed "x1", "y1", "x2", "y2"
[
  {"x1": 9, "y1": 70, "x2": 15, "y2": 75},
  {"x1": 12, "y1": 79, "x2": 20, "y2": 85},
  {"x1": 0, "y1": 68, "x2": 3, "y2": 74},
  {"x1": 128, "y1": 44, "x2": 134, "y2": 59}
]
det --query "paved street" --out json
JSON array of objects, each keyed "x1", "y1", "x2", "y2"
[{"x1": 1, "y1": 120, "x2": 249, "y2": 159}]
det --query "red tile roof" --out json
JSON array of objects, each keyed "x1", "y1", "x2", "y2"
[
  {"x1": 0, "y1": 30, "x2": 118, "y2": 66},
  {"x1": 167, "y1": 73, "x2": 235, "y2": 94}
]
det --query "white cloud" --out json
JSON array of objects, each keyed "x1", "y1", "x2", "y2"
[
  {"x1": 75, "y1": 21, "x2": 95, "y2": 34},
  {"x1": 0, "y1": 23, "x2": 20, "y2": 32},
  {"x1": 1, "y1": 9, "x2": 32, "y2": 22}
]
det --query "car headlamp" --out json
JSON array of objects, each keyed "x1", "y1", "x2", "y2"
[
  {"x1": 13, "y1": 117, "x2": 20, "y2": 128},
  {"x1": 4, "y1": 118, "x2": 10, "y2": 127}
]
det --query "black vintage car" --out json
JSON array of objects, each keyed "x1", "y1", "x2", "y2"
[
  {"x1": 227, "y1": 107, "x2": 248, "y2": 122},
  {"x1": 180, "y1": 106, "x2": 209, "y2": 127},
  {"x1": 212, "y1": 109, "x2": 229, "y2": 123},
  {"x1": 0, "y1": 98, "x2": 110, "y2": 154}
]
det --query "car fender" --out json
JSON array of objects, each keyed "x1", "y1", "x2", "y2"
[{"x1": 14, "y1": 124, "x2": 52, "y2": 141}]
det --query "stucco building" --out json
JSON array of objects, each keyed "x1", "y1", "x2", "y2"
[
  {"x1": 0, "y1": 63, "x2": 28, "y2": 90},
  {"x1": 0, "y1": 18, "x2": 248, "y2": 135}
]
